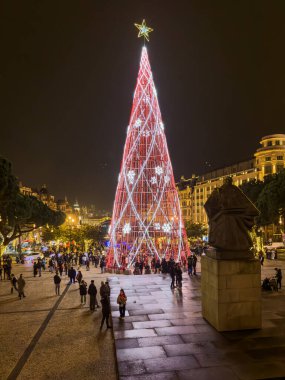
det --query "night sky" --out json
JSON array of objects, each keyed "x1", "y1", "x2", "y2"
[{"x1": 1, "y1": 1, "x2": 285, "y2": 210}]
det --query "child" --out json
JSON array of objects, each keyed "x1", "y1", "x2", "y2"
[{"x1": 117, "y1": 289, "x2": 127, "y2": 318}]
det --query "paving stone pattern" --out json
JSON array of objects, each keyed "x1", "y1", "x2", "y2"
[
  {"x1": 0, "y1": 263, "x2": 117, "y2": 380},
  {"x1": 109, "y1": 263, "x2": 285, "y2": 380}
]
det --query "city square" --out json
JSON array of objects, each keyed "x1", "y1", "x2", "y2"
[
  {"x1": 1, "y1": 1, "x2": 285, "y2": 379},
  {"x1": 0, "y1": 259, "x2": 285, "y2": 379}
]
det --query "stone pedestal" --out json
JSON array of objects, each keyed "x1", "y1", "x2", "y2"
[{"x1": 201, "y1": 256, "x2": 261, "y2": 331}]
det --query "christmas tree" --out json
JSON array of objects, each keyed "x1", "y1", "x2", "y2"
[{"x1": 108, "y1": 25, "x2": 189, "y2": 269}]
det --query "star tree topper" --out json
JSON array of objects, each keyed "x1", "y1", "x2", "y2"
[{"x1": 134, "y1": 19, "x2": 153, "y2": 42}]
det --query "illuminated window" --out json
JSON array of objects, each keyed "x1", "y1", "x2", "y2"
[
  {"x1": 265, "y1": 157, "x2": 271, "y2": 161},
  {"x1": 267, "y1": 141, "x2": 272, "y2": 146}
]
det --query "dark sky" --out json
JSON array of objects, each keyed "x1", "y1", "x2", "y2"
[{"x1": 1, "y1": 1, "x2": 285, "y2": 210}]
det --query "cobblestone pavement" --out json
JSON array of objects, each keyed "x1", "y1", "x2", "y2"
[
  {"x1": 109, "y1": 259, "x2": 285, "y2": 380},
  {"x1": 0, "y1": 262, "x2": 117, "y2": 380},
  {"x1": 1, "y1": 258, "x2": 284, "y2": 380}
]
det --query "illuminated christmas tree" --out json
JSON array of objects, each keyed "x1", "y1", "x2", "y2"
[{"x1": 108, "y1": 21, "x2": 189, "y2": 268}]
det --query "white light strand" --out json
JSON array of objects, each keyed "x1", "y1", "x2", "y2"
[
  {"x1": 123, "y1": 223, "x2": 131, "y2": 235},
  {"x1": 162, "y1": 223, "x2": 172, "y2": 233},
  {"x1": 155, "y1": 166, "x2": 163, "y2": 176},
  {"x1": 127, "y1": 170, "x2": 135, "y2": 184},
  {"x1": 134, "y1": 118, "x2": 142, "y2": 128},
  {"x1": 154, "y1": 222, "x2": 160, "y2": 230}
]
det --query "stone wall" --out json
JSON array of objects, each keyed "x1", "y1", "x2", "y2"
[{"x1": 201, "y1": 256, "x2": 261, "y2": 331}]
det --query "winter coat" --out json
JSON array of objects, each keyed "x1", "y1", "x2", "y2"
[
  {"x1": 18, "y1": 277, "x2": 26, "y2": 291},
  {"x1": 101, "y1": 296, "x2": 110, "y2": 314},
  {"x1": 80, "y1": 283, "x2": 87, "y2": 296},
  {"x1": 54, "y1": 275, "x2": 61, "y2": 284},
  {"x1": 117, "y1": 294, "x2": 127, "y2": 306},
  {"x1": 88, "y1": 284, "x2": 97, "y2": 296},
  {"x1": 69, "y1": 268, "x2": 76, "y2": 278},
  {"x1": 76, "y1": 272, "x2": 82, "y2": 282}
]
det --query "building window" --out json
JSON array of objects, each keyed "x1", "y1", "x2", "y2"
[
  {"x1": 275, "y1": 140, "x2": 280, "y2": 146},
  {"x1": 256, "y1": 159, "x2": 259, "y2": 164},
  {"x1": 264, "y1": 165, "x2": 272, "y2": 175},
  {"x1": 276, "y1": 165, "x2": 284, "y2": 173},
  {"x1": 277, "y1": 156, "x2": 283, "y2": 160},
  {"x1": 265, "y1": 157, "x2": 271, "y2": 161},
  {"x1": 267, "y1": 141, "x2": 272, "y2": 146}
]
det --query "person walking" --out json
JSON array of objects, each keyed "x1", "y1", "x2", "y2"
[
  {"x1": 100, "y1": 295, "x2": 111, "y2": 329},
  {"x1": 170, "y1": 265, "x2": 176, "y2": 289},
  {"x1": 192, "y1": 254, "x2": 198, "y2": 275},
  {"x1": 100, "y1": 257, "x2": 105, "y2": 274},
  {"x1": 88, "y1": 280, "x2": 97, "y2": 311},
  {"x1": 17, "y1": 274, "x2": 26, "y2": 299},
  {"x1": 105, "y1": 281, "x2": 111, "y2": 297},
  {"x1": 68, "y1": 267, "x2": 76, "y2": 284},
  {"x1": 58, "y1": 262, "x2": 63, "y2": 276},
  {"x1": 10, "y1": 274, "x2": 18, "y2": 294},
  {"x1": 100, "y1": 281, "x2": 107, "y2": 297},
  {"x1": 117, "y1": 289, "x2": 127, "y2": 318},
  {"x1": 54, "y1": 271, "x2": 61, "y2": 296},
  {"x1": 76, "y1": 270, "x2": 83, "y2": 286},
  {"x1": 187, "y1": 255, "x2": 193, "y2": 276},
  {"x1": 33, "y1": 261, "x2": 38, "y2": 277},
  {"x1": 37, "y1": 258, "x2": 42, "y2": 277},
  {"x1": 79, "y1": 280, "x2": 87, "y2": 304}
]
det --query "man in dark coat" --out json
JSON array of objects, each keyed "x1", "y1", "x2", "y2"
[
  {"x1": 88, "y1": 280, "x2": 97, "y2": 311},
  {"x1": 100, "y1": 295, "x2": 111, "y2": 329},
  {"x1": 54, "y1": 271, "x2": 61, "y2": 295},
  {"x1": 170, "y1": 265, "x2": 176, "y2": 289},
  {"x1": 192, "y1": 254, "x2": 198, "y2": 276},
  {"x1": 68, "y1": 267, "x2": 76, "y2": 284}
]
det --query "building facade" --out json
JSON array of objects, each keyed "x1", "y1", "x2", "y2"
[
  {"x1": 19, "y1": 183, "x2": 57, "y2": 210},
  {"x1": 177, "y1": 134, "x2": 285, "y2": 225}
]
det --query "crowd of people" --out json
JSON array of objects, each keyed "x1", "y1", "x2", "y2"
[
  {"x1": 28, "y1": 249, "x2": 107, "y2": 276},
  {"x1": 0, "y1": 249, "x2": 127, "y2": 330},
  {"x1": 131, "y1": 252, "x2": 198, "y2": 277},
  {"x1": 0, "y1": 254, "x2": 13, "y2": 280},
  {"x1": 1, "y1": 245, "x2": 283, "y2": 324}
]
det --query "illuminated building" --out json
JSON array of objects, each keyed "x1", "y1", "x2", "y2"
[
  {"x1": 254, "y1": 134, "x2": 285, "y2": 178},
  {"x1": 177, "y1": 134, "x2": 285, "y2": 225},
  {"x1": 19, "y1": 183, "x2": 57, "y2": 210}
]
